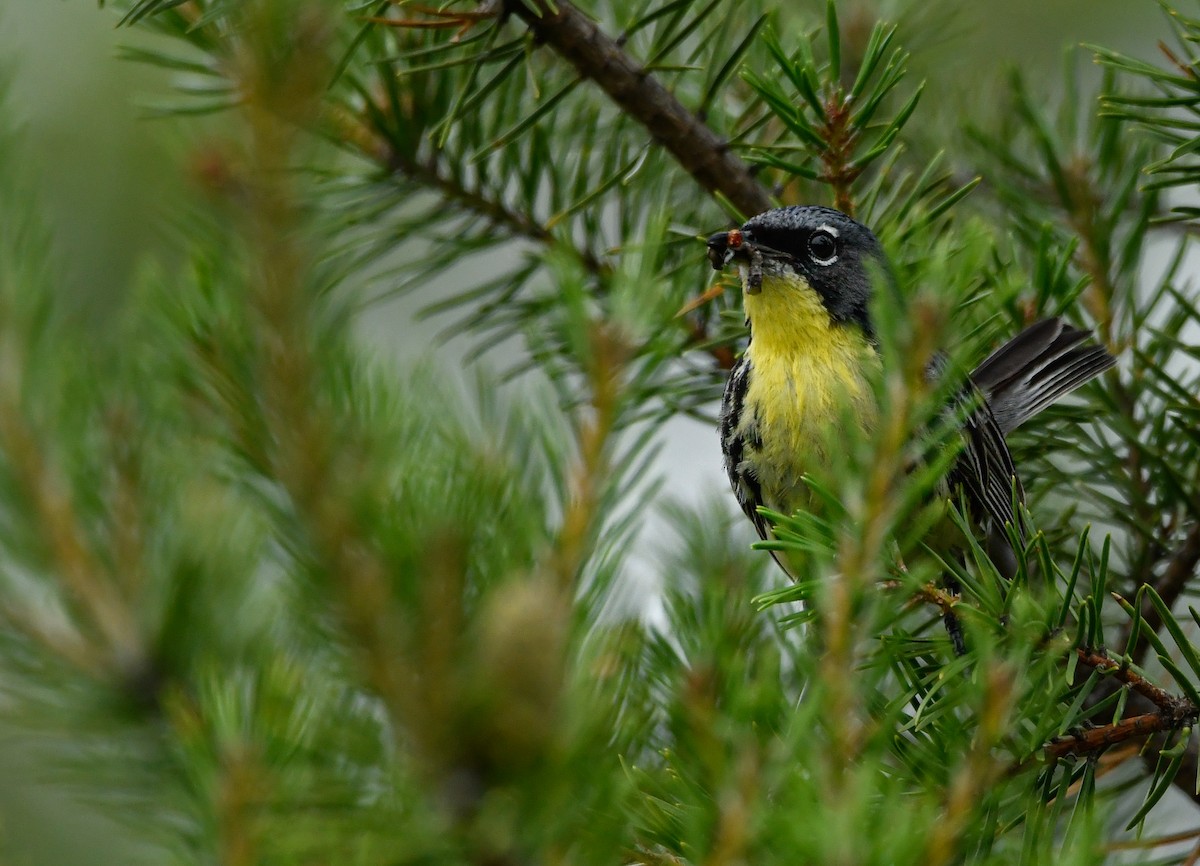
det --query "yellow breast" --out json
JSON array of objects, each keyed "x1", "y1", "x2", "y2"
[{"x1": 739, "y1": 272, "x2": 879, "y2": 516}]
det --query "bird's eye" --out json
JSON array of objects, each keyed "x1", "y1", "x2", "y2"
[{"x1": 807, "y1": 228, "x2": 838, "y2": 266}]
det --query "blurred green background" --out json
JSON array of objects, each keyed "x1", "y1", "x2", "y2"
[
  {"x1": 0, "y1": 1, "x2": 1176, "y2": 863},
  {"x1": 0, "y1": 1, "x2": 189, "y2": 321}
]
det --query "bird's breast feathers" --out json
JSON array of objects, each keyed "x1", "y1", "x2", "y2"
[{"x1": 738, "y1": 273, "x2": 879, "y2": 514}]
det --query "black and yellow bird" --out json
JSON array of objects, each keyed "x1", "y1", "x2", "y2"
[{"x1": 707, "y1": 205, "x2": 1115, "y2": 588}]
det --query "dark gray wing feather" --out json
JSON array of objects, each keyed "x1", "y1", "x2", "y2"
[
  {"x1": 938, "y1": 317, "x2": 1115, "y2": 549},
  {"x1": 971, "y1": 317, "x2": 1116, "y2": 435},
  {"x1": 943, "y1": 384, "x2": 1023, "y2": 539}
]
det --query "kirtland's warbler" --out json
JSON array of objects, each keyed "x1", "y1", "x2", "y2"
[{"x1": 707, "y1": 205, "x2": 1115, "y2": 577}]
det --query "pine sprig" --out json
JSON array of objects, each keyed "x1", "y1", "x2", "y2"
[
  {"x1": 1093, "y1": 5, "x2": 1200, "y2": 220},
  {"x1": 743, "y1": 4, "x2": 923, "y2": 215}
]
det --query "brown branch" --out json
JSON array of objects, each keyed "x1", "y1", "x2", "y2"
[
  {"x1": 1074, "y1": 641, "x2": 1200, "y2": 812},
  {"x1": 406, "y1": 151, "x2": 611, "y2": 277},
  {"x1": 0, "y1": 380, "x2": 142, "y2": 679},
  {"x1": 553, "y1": 321, "x2": 629, "y2": 588},
  {"x1": 328, "y1": 105, "x2": 745, "y2": 371},
  {"x1": 1039, "y1": 648, "x2": 1198, "y2": 762},
  {"x1": 1077, "y1": 648, "x2": 1181, "y2": 709},
  {"x1": 497, "y1": 0, "x2": 778, "y2": 375},
  {"x1": 1158, "y1": 40, "x2": 1200, "y2": 82},
  {"x1": 1044, "y1": 712, "x2": 1175, "y2": 760},
  {"x1": 504, "y1": 0, "x2": 772, "y2": 218},
  {"x1": 333, "y1": 2, "x2": 770, "y2": 370}
]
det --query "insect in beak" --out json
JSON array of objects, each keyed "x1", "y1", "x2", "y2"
[
  {"x1": 744, "y1": 248, "x2": 763, "y2": 294},
  {"x1": 706, "y1": 229, "x2": 764, "y2": 294}
]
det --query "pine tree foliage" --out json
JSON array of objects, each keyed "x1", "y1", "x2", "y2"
[{"x1": 1, "y1": 0, "x2": 1200, "y2": 863}]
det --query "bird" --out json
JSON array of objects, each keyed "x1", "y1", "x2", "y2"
[{"x1": 707, "y1": 205, "x2": 1115, "y2": 609}]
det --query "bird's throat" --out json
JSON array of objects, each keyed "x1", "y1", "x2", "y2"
[{"x1": 743, "y1": 274, "x2": 868, "y2": 358}]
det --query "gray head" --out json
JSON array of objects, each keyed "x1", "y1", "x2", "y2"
[{"x1": 707, "y1": 205, "x2": 886, "y2": 336}]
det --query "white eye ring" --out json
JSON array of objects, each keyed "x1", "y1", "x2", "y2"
[{"x1": 808, "y1": 224, "x2": 839, "y2": 266}]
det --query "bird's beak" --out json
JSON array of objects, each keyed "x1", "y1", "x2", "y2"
[
  {"x1": 707, "y1": 229, "x2": 763, "y2": 294},
  {"x1": 707, "y1": 231, "x2": 737, "y2": 271}
]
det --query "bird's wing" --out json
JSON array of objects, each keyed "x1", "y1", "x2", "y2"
[
  {"x1": 932, "y1": 317, "x2": 1115, "y2": 544},
  {"x1": 970, "y1": 317, "x2": 1116, "y2": 435},
  {"x1": 945, "y1": 384, "x2": 1023, "y2": 539},
  {"x1": 927, "y1": 353, "x2": 1024, "y2": 542},
  {"x1": 719, "y1": 355, "x2": 773, "y2": 542}
]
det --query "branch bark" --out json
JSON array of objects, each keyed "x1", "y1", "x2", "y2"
[
  {"x1": 1050, "y1": 648, "x2": 1200, "y2": 804},
  {"x1": 1045, "y1": 711, "x2": 1177, "y2": 761},
  {"x1": 504, "y1": 0, "x2": 772, "y2": 219}
]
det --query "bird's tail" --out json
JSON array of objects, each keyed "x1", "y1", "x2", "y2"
[{"x1": 970, "y1": 317, "x2": 1116, "y2": 435}]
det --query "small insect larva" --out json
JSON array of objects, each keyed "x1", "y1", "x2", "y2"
[{"x1": 746, "y1": 246, "x2": 763, "y2": 293}]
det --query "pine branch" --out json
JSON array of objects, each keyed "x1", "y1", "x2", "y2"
[
  {"x1": 1022, "y1": 637, "x2": 1200, "y2": 815},
  {"x1": 1043, "y1": 649, "x2": 1198, "y2": 761},
  {"x1": 1077, "y1": 648, "x2": 1185, "y2": 711},
  {"x1": 1045, "y1": 712, "x2": 1177, "y2": 760},
  {"x1": 18, "y1": 0, "x2": 1200, "y2": 856},
  {"x1": 503, "y1": 0, "x2": 772, "y2": 218},
  {"x1": 326, "y1": 105, "x2": 609, "y2": 277},
  {"x1": 1078, "y1": 647, "x2": 1200, "y2": 810},
  {"x1": 392, "y1": 144, "x2": 610, "y2": 278},
  {"x1": 327, "y1": 86, "x2": 746, "y2": 371},
  {"x1": 0, "y1": 377, "x2": 145, "y2": 685}
]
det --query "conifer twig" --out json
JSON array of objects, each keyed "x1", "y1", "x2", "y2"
[
  {"x1": 0, "y1": 383, "x2": 143, "y2": 681},
  {"x1": 325, "y1": 104, "x2": 609, "y2": 277},
  {"x1": 503, "y1": 0, "x2": 772, "y2": 218},
  {"x1": 1045, "y1": 712, "x2": 1176, "y2": 760},
  {"x1": 553, "y1": 321, "x2": 627, "y2": 588},
  {"x1": 1042, "y1": 648, "x2": 1198, "y2": 761}
]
